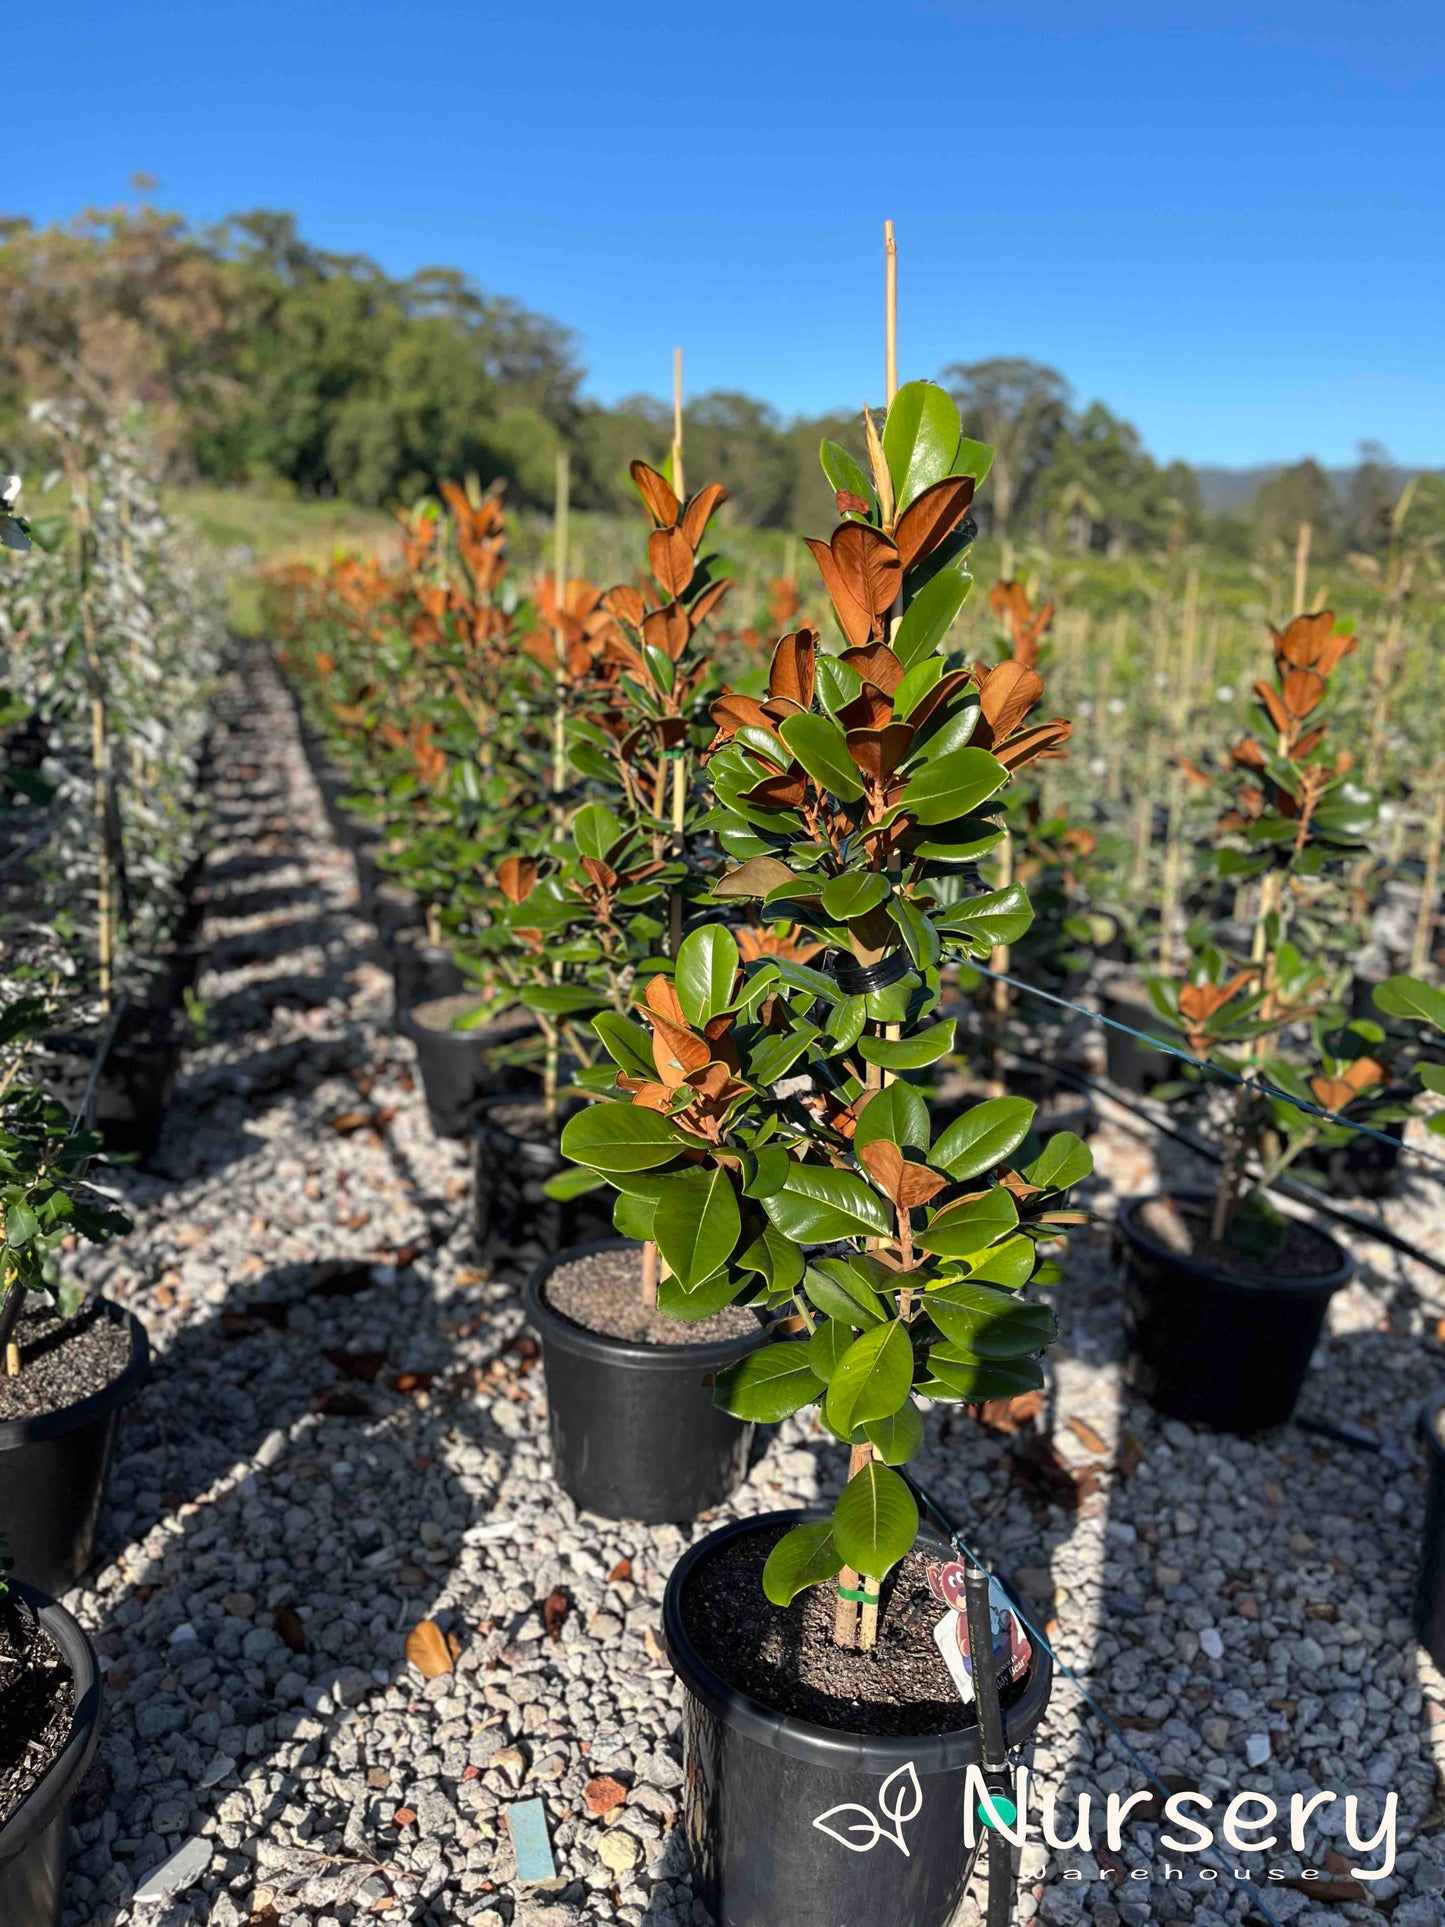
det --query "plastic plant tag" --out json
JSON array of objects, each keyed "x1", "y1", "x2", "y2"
[{"x1": 926, "y1": 1559, "x2": 1032, "y2": 1705}]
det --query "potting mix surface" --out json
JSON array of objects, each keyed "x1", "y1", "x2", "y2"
[
  {"x1": 545, "y1": 1246, "x2": 759, "y2": 1348},
  {"x1": 0, "y1": 1599, "x2": 74, "y2": 1825},
  {"x1": 41, "y1": 645, "x2": 1445, "y2": 1926},
  {"x1": 0, "y1": 1301, "x2": 132, "y2": 1423},
  {"x1": 1136, "y1": 1195, "x2": 1344, "y2": 1279}
]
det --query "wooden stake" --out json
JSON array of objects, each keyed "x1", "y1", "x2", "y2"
[
  {"x1": 1292, "y1": 521, "x2": 1312, "y2": 616},
  {"x1": 833, "y1": 1442, "x2": 877, "y2": 1649},
  {"x1": 551, "y1": 449, "x2": 571, "y2": 801},
  {"x1": 884, "y1": 221, "x2": 898, "y2": 407},
  {"x1": 640, "y1": 1239, "x2": 660, "y2": 1309},
  {"x1": 671, "y1": 347, "x2": 685, "y2": 502},
  {"x1": 1410, "y1": 779, "x2": 1445, "y2": 974},
  {"x1": 1157, "y1": 569, "x2": 1199, "y2": 974}
]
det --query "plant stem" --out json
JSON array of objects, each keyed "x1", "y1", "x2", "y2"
[{"x1": 986, "y1": 829, "x2": 1012, "y2": 1097}]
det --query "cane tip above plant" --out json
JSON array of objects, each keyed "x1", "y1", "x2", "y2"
[{"x1": 560, "y1": 378, "x2": 1093, "y2": 1637}]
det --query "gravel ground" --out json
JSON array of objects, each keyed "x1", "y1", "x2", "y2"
[{"x1": 56, "y1": 644, "x2": 1445, "y2": 1927}]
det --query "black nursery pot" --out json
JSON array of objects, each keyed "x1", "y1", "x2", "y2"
[
  {"x1": 399, "y1": 995, "x2": 536, "y2": 1137},
  {"x1": 1414, "y1": 1393, "x2": 1445, "y2": 1669},
  {"x1": 664, "y1": 1509, "x2": 1052, "y2": 1927},
  {"x1": 0, "y1": 1583, "x2": 103, "y2": 1927},
  {"x1": 371, "y1": 881, "x2": 424, "y2": 943},
  {"x1": 386, "y1": 929, "x2": 464, "y2": 1018},
  {"x1": 470, "y1": 1095, "x2": 615, "y2": 1260},
  {"x1": 524, "y1": 1240, "x2": 769, "y2": 1523},
  {"x1": 1116, "y1": 1191, "x2": 1352, "y2": 1433},
  {"x1": 1100, "y1": 978, "x2": 1173, "y2": 1093},
  {"x1": 0, "y1": 1301, "x2": 149, "y2": 1595},
  {"x1": 41, "y1": 1012, "x2": 185, "y2": 1163}
]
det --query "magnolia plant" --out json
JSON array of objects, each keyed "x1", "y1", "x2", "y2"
[
  {"x1": 561, "y1": 382, "x2": 1092, "y2": 1650},
  {"x1": 1149, "y1": 610, "x2": 1379, "y2": 1248}
]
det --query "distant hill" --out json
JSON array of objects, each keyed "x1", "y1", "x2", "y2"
[{"x1": 1194, "y1": 464, "x2": 1439, "y2": 517}]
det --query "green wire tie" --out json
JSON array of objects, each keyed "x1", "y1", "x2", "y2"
[{"x1": 837, "y1": 1585, "x2": 879, "y2": 1606}]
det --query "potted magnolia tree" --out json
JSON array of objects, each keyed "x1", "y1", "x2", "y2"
[
  {"x1": 1116, "y1": 609, "x2": 1379, "y2": 1431},
  {"x1": 560, "y1": 384, "x2": 1090, "y2": 1924}
]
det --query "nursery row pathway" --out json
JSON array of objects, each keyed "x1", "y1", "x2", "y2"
[{"x1": 63, "y1": 641, "x2": 1445, "y2": 1927}]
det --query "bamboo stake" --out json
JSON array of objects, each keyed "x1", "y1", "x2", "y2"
[
  {"x1": 1157, "y1": 568, "x2": 1200, "y2": 973},
  {"x1": 1410, "y1": 778, "x2": 1445, "y2": 974},
  {"x1": 832, "y1": 1441, "x2": 877, "y2": 1649},
  {"x1": 1292, "y1": 521, "x2": 1312, "y2": 616},
  {"x1": 550, "y1": 449, "x2": 571, "y2": 801},
  {"x1": 671, "y1": 347, "x2": 685, "y2": 502},
  {"x1": 884, "y1": 220, "x2": 898, "y2": 407}
]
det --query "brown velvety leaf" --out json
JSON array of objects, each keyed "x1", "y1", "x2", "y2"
[
  {"x1": 712, "y1": 855, "x2": 797, "y2": 898},
  {"x1": 1271, "y1": 609, "x2": 1335, "y2": 667},
  {"x1": 859, "y1": 1138, "x2": 906, "y2": 1200},
  {"x1": 804, "y1": 536, "x2": 873, "y2": 648},
  {"x1": 274, "y1": 1606, "x2": 308, "y2": 1654},
  {"x1": 893, "y1": 475, "x2": 975, "y2": 572},
  {"x1": 769, "y1": 629, "x2": 817, "y2": 707},
  {"x1": 688, "y1": 577, "x2": 732, "y2": 626},
  {"x1": 497, "y1": 855, "x2": 538, "y2": 904},
  {"x1": 581, "y1": 856, "x2": 618, "y2": 890},
  {"x1": 649, "y1": 527, "x2": 695, "y2": 601},
  {"x1": 649, "y1": 1014, "x2": 712, "y2": 1088},
  {"x1": 978, "y1": 659, "x2": 1044, "y2": 740},
  {"x1": 845, "y1": 723, "x2": 914, "y2": 781},
  {"x1": 743, "y1": 768, "x2": 810, "y2": 809},
  {"x1": 710, "y1": 691, "x2": 778, "y2": 742},
  {"x1": 978, "y1": 1390, "x2": 1044, "y2": 1434},
  {"x1": 837, "y1": 685, "x2": 896, "y2": 732},
  {"x1": 1065, "y1": 1416, "x2": 1108, "y2": 1455},
  {"x1": 681, "y1": 481, "x2": 727, "y2": 548},
  {"x1": 903, "y1": 667, "x2": 974, "y2": 734},
  {"x1": 831, "y1": 521, "x2": 901, "y2": 616},
  {"x1": 542, "y1": 1588, "x2": 571, "y2": 1639},
  {"x1": 583, "y1": 1774, "x2": 629, "y2": 1816},
  {"x1": 896, "y1": 1163, "x2": 947, "y2": 1209},
  {"x1": 838, "y1": 642, "x2": 905, "y2": 695},
  {"x1": 644, "y1": 974, "x2": 687, "y2": 1025},
  {"x1": 630, "y1": 460, "x2": 678, "y2": 528},
  {"x1": 993, "y1": 718, "x2": 1073, "y2": 769},
  {"x1": 602, "y1": 582, "x2": 647, "y2": 628},
  {"x1": 1254, "y1": 680, "x2": 1292, "y2": 736},
  {"x1": 405, "y1": 1619, "x2": 456, "y2": 1679},
  {"x1": 835, "y1": 488, "x2": 871, "y2": 517},
  {"x1": 607, "y1": 1558, "x2": 632, "y2": 1583},
  {"x1": 1344, "y1": 1055, "x2": 1386, "y2": 1090},
  {"x1": 1280, "y1": 666, "x2": 1325, "y2": 719},
  {"x1": 642, "y1": 602, "x2": 691, "y2": 662},
  {"x1": 1309, "y1": 1076, "x2": 1356, "y2": 1112}
]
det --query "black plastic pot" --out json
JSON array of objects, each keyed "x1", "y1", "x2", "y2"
[
  {"x1": 38, "y1": 1013, "x2": 184, "y2": 1163},
  {"x1": 0, "y1": 1300, "x2": 149, "y2": 1594},
  {"x1": 1116, "y1": 1191, "x2": 1352, "y2": 1433},
  {"x1": 470, "y1": 1095, "x2": 615, "y2": 1260},
  {"x1": 524, "y1": 1239, "x2": 770, "y2": 1522},
  {"x1": 663, "y1": 1509, "x2": 1052, "y2": 1927},
  {"x1": 399, "y1": 994, "x2": 536, "y2": 1137},
  {"x1": 1415, "y1": 1392, "x2": 1445, "y2": 1669},
  {"x1": 386, "y1": 929, "x2": 465, "y2": 1018},
  {"x1": 372, "y1": 882, "x2": 424, "y2": 943},
  {"x1": 1100, "y1": 978, "x2": 1173, "y2": 1092},
  {"x1": 0, "y1": 1582, "x2": 103, "y2": 1927}
]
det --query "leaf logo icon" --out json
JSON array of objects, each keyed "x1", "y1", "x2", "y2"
[{"x1": 812, "y1": 1760, "x2": 923, "y2": 1857}]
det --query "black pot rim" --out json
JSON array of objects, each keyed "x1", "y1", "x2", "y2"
[
  {"x1": 400, "y1": 996, "x2": 529, "y2": 1045},
  {"x1": 470, "y1": 1091, "x2": 574, "y2": 1167},
  {"x1": 0, "y1": 1298, "x2": 149, "y2": 1451},
  {"x1": 0, "y1": 1581, "x2": 102, "y2": 1866},
  {"x1": 1420, "y1": 1390, "x2": 1445, "y2": 1467},
  {"x1": 663, "y1": 1506, "x2": 1053, "y2": 1773},
  {"x1": 525, "y1": 1237, "x2": 772, "y2": 1371},
  {"x1": 1117, "y1": 1190, "x2": 1353, "y2": 1297}
]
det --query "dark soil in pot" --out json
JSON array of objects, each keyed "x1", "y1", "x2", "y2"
[
  {"x1": 471, "y1": 1094, "x2": 615, "y2": 1259},
  {"x1": 525, "y1": 1239, "x2": 768, "y2": 1523},
  {"x1": 0, "y1": 1582, "x2": 102, "y2": 1927},
  {"x1": 1117, "y1": 1191, "x2": 1351, "y2": 1433},
  {"x1": 1415, "y1": 1393, "x2": 1445, "y2": 1669},
  {"x1": 400, "y1": 994, "x2": 537, "y2": 1138},
  {"x1": 386, "y1": 929, "x2": 464, "y2": 1019},
  {"x1": 1100, "y1": 976, "x2": 1173, "y2": 1092},
  {"x1": 665, "y1": 1509, "x2": 1051, "y2": 1927},
  {"x1": 0, "y1": 1298, "x2": 149, "y2": 1594}
]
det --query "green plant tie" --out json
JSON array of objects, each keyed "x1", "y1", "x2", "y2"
[{"x1": 836, "y1": 1585, "x2": 879, "y2": 1605}]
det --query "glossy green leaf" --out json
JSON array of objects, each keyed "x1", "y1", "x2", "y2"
[
  {"x1": 852, "y1": 1081, "x2": 931, "y2": 1153},
  {"x1": 712, "y1": 1342, "x2": 824, "y2": 1421},
  {"x1": 922, "y1": 1354, "x2": 1045, "y2": 1401},
  {"x1": 748, "y1": 1020, "x2": 821, "y2": 1087},
  {"x1": 763, "y1": 1520, "x2": 844, "y2": 1606},
  {"x1": 612, "y1": 1191, "x2": 655, "y2": 1241},
  {"x1": 807, "y1": 1316, "x2": 855, "y2": 1382},
  {"x1": 937, "y1": 883, "x2": 1034, "y2": 947},
  {"x1": 951, "y1": 437, "x2": 995, "y2": 487},
  {"x1": 893, "y1": 568, "x2": 972, "y2": 669},
  {"x1": 571, "y1": 802, "x2": 622, "y2": 859},
  {"x1": 927, "y1": 1288, "x2": 1055, "y2": 1358},
  {"x1": 931, "y1": 1097, "x2": 1037, "y2": 1180},
  {"x1": 1373, "y1": 974, "x2": 1445, "y2": 1031},
  {"x1": 762, "y1": 1165, "x2": 890, "y2": 1242},
  {"x1": 825, "y1": 1321, "x2": 914, "y2": 1433},
  {"x1": 900, "y1": 747, "x2": 1008, "y2": 826},
  {"x1": 863, "y1": 1400, "x2": 924, "y2": 1466},
  {"x1": 560, "y1": 1104, "x2": 686, "y2": 1172},
  {"x1": 658, "y1": 1267, "x2": 742, "y2": 1321},
  {"x1": 882, "y1": 381, "x2": 961, "y2": 513},
  {"x1": 820, "y1": 872, "x2": 889, "y2": 921},
  {"x1": 805, "y1": 1256, "x2": 887, "y2": 1327},
  {"x1": 962, "y1": 1235, "x2": 1036, "y2": 1290},
  {"x1": 675, "y1": 925, "x2": 740, "y2": 1027},
  {"x1": 591, "y1": 1011, "x2": 655, "y2": 1079},
  {"x1": 654, "y1": 1166, "x2": 742, "y2": 1288},
  {"x1": 780, "y1": 712, "x2": 865, "y2": 803},
  {"x1": 832, "y1": 1461, "x2": 919, "y2": 1579},
  {"x1": 917, "y1": 1188, "x2": 1020, "y2": 1258},
  {"x1": 1023, "y1": 1131, "x2": 1093, "y2": 1191},
  {"x1": 857, "y1": 1018, "x2": 955, "y2": 1071}
]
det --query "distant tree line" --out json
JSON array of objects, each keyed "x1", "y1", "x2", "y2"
[{"x1": 0, "y1": 199, "x2": 1436, "y2": 559}]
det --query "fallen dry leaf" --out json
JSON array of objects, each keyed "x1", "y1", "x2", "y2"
[
  {"x1": 329, "y1": 1110, "x2": 372, "y2": 1135},
  {"x1": 978, "y1": 1390, "x2": 1044, "y2": 1434},
  {"x1": 405, "y1": 1619, "x2": 459, "y2": 1678},
  {"x1": 583, "y1": 1774, "x2": 629, "y2": 1816},
  {"x1": 542, "y1": 1588, "x2": 570, "y2": 1639},
  {"x1": 392, "y1": 1371, "x2": 437, "y2": 1396},
  {"x1": 273, "y1": 1606, "x2": 307, "y2": 1654},
  {"x1": 643, "y1": 1625, "x2": 667, "y2": 1665},
  {"x1": 606, "y1": 1559, "x2": 632, "y2": 1584},
  {"x1": 1114, "y1": 1431, "x2": 1146, "y2": 1479},
  {"x1": 1065, "y1": 1415, "x2": 1108, "y2": 1455},
  {"x1": 391, "y1": 1806, "x2": 417, "y2": 1828}
]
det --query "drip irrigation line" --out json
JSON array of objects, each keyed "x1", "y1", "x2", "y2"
[
  {"x1": 71, "y1": 992, "x2": 128, "y2": 1142},
  {"x1": 952, "y1": 961, "x2": 1445, "y2": 1180},
  {"x1": 905, "y1": 1471, "x2": 1290, "y2": 1927},
  {"x1": 1007, "y1": 1046, "x2": 1445, "y2": 1284}
]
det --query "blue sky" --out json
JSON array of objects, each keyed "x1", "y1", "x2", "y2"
[{"x1": 11, "y1": 1, "x2": 1443, "y2": 466}]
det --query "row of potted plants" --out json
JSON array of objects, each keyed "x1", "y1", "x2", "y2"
[{"x1": 0, "y1": 418, "x2": 222, "y2": 1924}]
